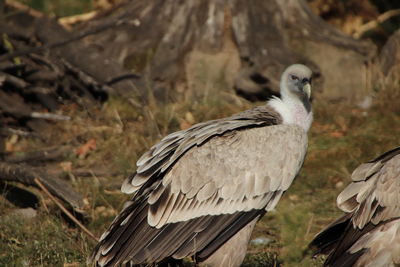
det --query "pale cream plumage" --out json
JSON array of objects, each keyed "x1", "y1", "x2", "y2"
[{"x1": 147, "y1": 125, "x2": 307, "y2": 227}]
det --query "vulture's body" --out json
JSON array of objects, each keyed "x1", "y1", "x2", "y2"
[
  {"x1": 90, "y1": 64, "x2": 313, "y2": 267},
  {"x1": 310, "y1": 147, "x2": 400, "y2": 267}
]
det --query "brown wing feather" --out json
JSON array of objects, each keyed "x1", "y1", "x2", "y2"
[
  {"x1": 309, "y1": 147, "x2": 400, "y2": 266},
  {"x1": 90, "y1": 105, "x2": 309, "y2": 266},
  {"x1": 91, "y1": 195, "x2": 263, "y2": 266},
  {"x1": 148, "y1": 125, "x2": 307, "y2": 228},
  {"x1": 338, "y1": 147, "x2": 400, "y2": 229},
  {"x1": 121, "y1": 105, "x2": 282, "y2": 194}
]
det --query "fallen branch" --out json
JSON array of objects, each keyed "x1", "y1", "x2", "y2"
[
  {"x1": 61, "y1": 58, "x2": 113, "y2": 94},
  {"x1": 1, "y1": 71, "x2": 30, "y2": 88},
  {"x1": 34, "y1": 177, "x2": 99, "y2": 242},
  {"x1": 70, "y1": 168, "x2": 110, "y2": 178},
  {"x1": 0, "y1": 162, "x2": 85, "y2": 210},
  {"x1": 1, "y1": 146, "x2": 70, "y2": 164},
  {"x1": 58, "y1": 11, "x2": 99, "y2": 29},
  {"x1": 31, "y1": 111, "x2": 71, "y2": 121},
  {"x1": 0, "y1": 62, "x2": 26, "y2": 72},
  {"x1": 353, "y1": 9, "x2": 400, "y2": 38},
  {"x1": 0, "y1": 127, "x2": 37, "y2": 138},
  {"x1": 5, "y1": 0, "x2": 45, "y2": 18},
  {"x1": 0, "y1": 11, "x2": 135, "y2": 62}
]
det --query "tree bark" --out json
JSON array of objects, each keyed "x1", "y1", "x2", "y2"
[
  {"x1": 380, "y1": 28, "x2": 400, "y2": 76},
  {"x1": 78, "y1": 0, "x2": 376, "y2": 102}
]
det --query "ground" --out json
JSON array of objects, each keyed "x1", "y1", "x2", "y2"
[
  {"x1": 1, "y1": 1, "x2": 400, "y2": 267},
  {"x1": 1, "y1": 71, "x2": 399, "y2": 266}
]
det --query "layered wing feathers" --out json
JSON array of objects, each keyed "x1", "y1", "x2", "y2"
[
  {"x1": 148, "y1": 125, "x2": 307, "y2": 228},
  {"x1": 121, "y1": 105, "x2": 281, "y2": 194},
  {"x1": 310, "y1": 147, "x2": 400, "y2": 266},
  {"x1": 337, "y1": 148, "x2": 400, "y2": 229},
  {"x1": 91, "y1": 105, "x2": 309, "y2": 266}
]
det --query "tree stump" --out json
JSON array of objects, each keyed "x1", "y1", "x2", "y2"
[
  {"x1": 380, "y1": 28, "x2": 400, "y2": 76},
  {"x1": 78, "y1": 0, "x2": 376, "y2": 102}
]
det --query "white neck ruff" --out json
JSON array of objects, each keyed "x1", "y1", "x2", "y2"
[{"x1": 268, "y1": 95, "x2": 313, "y2": 132}]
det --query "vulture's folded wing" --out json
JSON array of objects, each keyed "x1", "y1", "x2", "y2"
[
  {"x1": 122, "y1": 105, "x2": 282, "y2": 194},
  {"x1": 91, "y1": 112, "x2": 308, "y2": 266}
]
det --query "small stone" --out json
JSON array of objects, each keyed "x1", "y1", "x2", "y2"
[
  {"x1": 250, "y1": 237, "x2": 273, "y2": 246},
  {"x1": 12, "y1": 208, "x2": 37, "y2": 219},
  {"x1": 357, "y1": 95, "x2": 373, "y2": 110},
  {"x1": 185, "y1": 112, "x2": 195, "y2": 124},
  {"x1": 335, "y1": 181, "x2": 344, "y2": 188}
]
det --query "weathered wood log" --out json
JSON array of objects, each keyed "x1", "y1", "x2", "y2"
[
  {"x1": 0, "y1": 162, "x2": 86, "y2": 211},
  {"x1": 1, "y1": 146, "x2": 70, "y2": 164},
  {"x1": 0, "y1": 3, "x2": 140, "y2": 133},
  {"x1": 35, "y1": 17, "x2": 145, "y2": 98}
]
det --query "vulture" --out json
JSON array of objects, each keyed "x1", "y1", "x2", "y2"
[
  {"x1": 89, "y1": 64, "x2": 313, "y2": 267},
  {"x1": 309, "y1": 147, "x2": 400, "y2": 267}
]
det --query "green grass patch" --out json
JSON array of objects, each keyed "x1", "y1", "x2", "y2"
[{"x1": 0, "y1": 211, "x2": 89, "y2": 266}]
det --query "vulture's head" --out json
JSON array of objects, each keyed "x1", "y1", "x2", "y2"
[{"x1": 281, "y1": 64, "x2": 312, "y2": 100}]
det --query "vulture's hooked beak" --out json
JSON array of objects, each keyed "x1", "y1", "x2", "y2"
[{"x1": 302, "y1": 81, "x2": 311, "y2": 99}]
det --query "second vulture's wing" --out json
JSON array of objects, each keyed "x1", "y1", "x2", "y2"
[{"x1": 310, "y1": 147, "x2": 400, "y2": 267}]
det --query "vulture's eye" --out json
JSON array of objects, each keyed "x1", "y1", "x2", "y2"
[{"x1": 290, "y1": 75, "x2": 299, "y2": 81}]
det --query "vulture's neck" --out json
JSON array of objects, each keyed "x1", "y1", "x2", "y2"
[{"x1": 268, "y1": 93, "x2": 313, "y2": 132}]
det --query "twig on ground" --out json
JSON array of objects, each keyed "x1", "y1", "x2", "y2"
[
  {"x1": 0, "y1": 162, "x2": 85, "y2": 210},
  {"x1": 305, "y1": 213, "x2": 314, "y2": 238},
  {"x1": 30, "y1": 112, "x2": 71, "y2": 121},
  {"x1": 34, "y1": 177, "x2": 99, "y2": 242},
  {"x1": 0, "y1": 127, "x2": 36, "y2": 137},
  {"x1": 35, "y1": 189, "x2": 49, "y2": 213},
  {"x1": 58, "y1": 11, "x2": 99, "y2": 29}
]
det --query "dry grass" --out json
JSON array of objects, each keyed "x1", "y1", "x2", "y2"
[{"x1": 1, "y1": 70, "x2": 399, "y2": 266}]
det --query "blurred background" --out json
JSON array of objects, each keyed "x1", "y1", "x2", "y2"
[{"x1": 0, "y1": 0, "x2": 399, "y2": 266}]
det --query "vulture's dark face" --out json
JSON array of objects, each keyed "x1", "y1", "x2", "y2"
[{"x1": 284, "y1": 64, "x2": 313, "y2": 99}]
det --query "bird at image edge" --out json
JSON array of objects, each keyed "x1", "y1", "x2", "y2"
[
  {"x1": 89, "y1": 64, "x2": 313, "y2": 267},
  {"x1": 309, "y1": 147, "x2": 400, "y2": 267}
]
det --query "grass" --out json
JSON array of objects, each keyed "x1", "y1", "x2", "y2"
[
  {"x1": 0, "y1": 201, "x2": 90, "y2": 266},
  {"x1": 1, "y1": 71, "x2": 399, "y2": 266},
  {"x1": 0, "y1": 0, "x2": 398, "y2": 265},
  {"x1": 2, "y1": 1, "x2": 400, "y2": 262}
]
